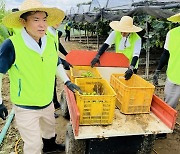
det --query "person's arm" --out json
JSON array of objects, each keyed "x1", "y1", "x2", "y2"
[
  {"x1": 59, "y1": 42, "x2": 68, "y2": 56},
  {"x1": 153, "y1": 49, "x2": 170, "y2": 85},
  {"x1": 153, "y1": 32, "x2": 170, "y2": 86},
  {"x1": 91, "y1": 31, "x2": 115, "y2": 67},
  {"x1": 0, "y1": 73, "x2": 3, "y2": 104},
  {"x1": 56, "y1": 64, "x2": 70, "y2": 83},
  {"x1": 0, "y1": 73, "x2": 8, "y2": 120},
  {"x1": 156, "y1": 49, "x2": 170, "y2": 71},
  {"x1": 56, "y1": 64, "x2": 81, "y2": 93},
  {"x1": 0, "y1": 39, "x2": 15, "y2": 120},
  {"x1": 124, "y1": 38, "x2": 141, "y2": 80},
  {"x1": 60, "y1": 58, "x2": 73, "y2": 70}
]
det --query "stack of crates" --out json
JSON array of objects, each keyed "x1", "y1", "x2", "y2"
[
  {"x1": 75, "y1": 78, "x2": 116, "y2": 125},
  {"x1": 110, "y1": 74, "x2": 155, "y2": 114},
  {"x1": 70, "y1": 66, "x2": 101, "y2": 83}
]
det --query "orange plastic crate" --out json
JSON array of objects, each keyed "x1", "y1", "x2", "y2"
[
  {"x1": 70, "y1": 66, "x2": 101, "y2": 83},
  {"x1": 75, "y1": 78, "x2": 116, "y2": 125},
  {"x1": 110, "y1": 74, "x2": 155, "y2": 114}
]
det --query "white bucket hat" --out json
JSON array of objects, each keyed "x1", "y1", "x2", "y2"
[
  {"x1": 2, "y1": 0, "x2": 65, "y2": 28},
  {"x1": 109, "y1": 16, "x2": 142, "y2": 33},
  {"x1": 167, "y1": 13, "x2": 180, "y2": 22}
]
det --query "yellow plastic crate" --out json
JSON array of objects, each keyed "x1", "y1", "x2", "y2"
[
  {"x1": 70, "y1": 66, "x2": 101, "y2": 83},
  {"x1": 75, "y1": 78, "x2": 116, "y2": 125},
  {"x1": 110, "y1": 74, "x2": 155, "y2": 114}
]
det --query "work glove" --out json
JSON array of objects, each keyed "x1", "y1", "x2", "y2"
[
  {"x1": 124, "y1": 66, "x2": 134, "y2": 80},
  {"x1": 91, "y1": 55, "x2": 100, "y2": 67},
  {"x1": 61, "y1": 59, "x2": 73, "y2": 70},
  {"x1": 65, "y1": 81, "x2": 82, "y2": 93},
  {"x1": 153, "y1": 70, "x2": 160, "y2": 86},
  {"x1": 0, "y1": 103, "x2": 8, "y2": 120}
]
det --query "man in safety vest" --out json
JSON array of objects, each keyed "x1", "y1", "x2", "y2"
[
  {"x1": 153, "y1": 13, "x2": 180, "y2": 109},
  {"x1": 91, "y1": 16, "x2": 142, "y2": 80},
  {"x1": 64, "y1": 21, "x2": 72, "y2": 41},
  {"x1": 0, "y1": 0, "x2": 81, "y2": 153},
  {"x1": 153, "y1": 12, "x2": 180, "y2": 140}
]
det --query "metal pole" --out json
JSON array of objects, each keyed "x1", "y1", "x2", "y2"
[
  {"x1": 87, "y1": 26, "x2": 89, "y2": 49},
  {"x1": 96, "y1": 24, "x2": 99, "y2": 50},
  {"x1": 78, "y1": 25, "x2": 81, "y2": 42},
  {"x1": 145, "y1": 21, "x2": 150, "y2": 79}
]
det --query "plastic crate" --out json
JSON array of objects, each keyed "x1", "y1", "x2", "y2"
[
  {"x1": 110, "y1": 74, "x2": 155, "y2": 114},
  {"x1": 70, "y1": 66, "x2": 101, "y2": 83},
  {"x1": 75, "y1": 78, "x2": 116, "y2": 125}
]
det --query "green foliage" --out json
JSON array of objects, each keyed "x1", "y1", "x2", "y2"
[
  {"x1": 73, "y1": 20, "x2": 111, "y2": 36},
  {"x1": 0, "y1": 25, "x2": 10, "y2": 43},
  {"x1": 134, "y1": 15, "x2": 179, "y2": 50},
  {"x1": 96, "y1": 20, "x2": 111, "y2": 36},
  {"x1": 71, "y1": 11, "x2": 179, "y2": 50},
  {"x1": 0, "y1": 0, "x2": 10, "y2": 44}
]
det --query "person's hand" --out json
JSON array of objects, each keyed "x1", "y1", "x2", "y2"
[
  {"x1": 153, "y1": 70, "x2": 160, "y2": 86},
  {"x1": 65, "y1": 81, "x2": 82, "y2": 93},
  {"x1": 124, "y1": 66, "x2": 134, "y2": 80},
  {"x1": 62, "y1": 60, "x2": 73, "y2": 70},
  {"x1": 0, "y1": 103, "x2": 8, "y2": 120},
  {"x1": 91, "y1": 55, "x2": 100, "y2": 67}
]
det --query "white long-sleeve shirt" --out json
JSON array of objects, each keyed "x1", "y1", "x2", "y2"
[{"x1": 104, "y1": 31, "x2": 141, "y2": 57}]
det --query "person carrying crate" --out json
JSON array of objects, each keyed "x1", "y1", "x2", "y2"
[
  {"x1": 0, "y1": 0, "x2": 81, "y2": 153},
  {"x1": 91, "y1": 16, "x2": 143, "y2": 80}
]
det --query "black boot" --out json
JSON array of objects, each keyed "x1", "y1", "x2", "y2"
[{"x1": 42, "y1": 135, "x2": 65, "y2": 153}]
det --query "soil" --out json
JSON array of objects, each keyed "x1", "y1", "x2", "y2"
[{"x1": 0, "y1": 37, "x2": 180, "y2": 154}]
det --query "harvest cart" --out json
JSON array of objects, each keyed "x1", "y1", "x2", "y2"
[{"x1": 60, "y1": 50, "x2": 177, "y2": 154}]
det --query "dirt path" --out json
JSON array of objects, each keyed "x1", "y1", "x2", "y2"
[{"x1": 0, "y1": 37, "x2": 180, "y2": 154}]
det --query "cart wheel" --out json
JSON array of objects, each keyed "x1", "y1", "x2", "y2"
[
  {"x1": 60, "y1": 90, "x2": 70, "y2": 119},
  {"x1": 137, "y1": 134, "x2": 156, "y2": 154},
  {"x1": 65, "y1": 123, "x2": 86, "y2": 154}
]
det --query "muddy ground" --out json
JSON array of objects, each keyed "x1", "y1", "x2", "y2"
[{"x1": 0, "y1": 37, "x2": 180, "y2": 154}]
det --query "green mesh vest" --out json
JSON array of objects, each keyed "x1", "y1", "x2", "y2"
[
  {"x1": 9, "y1": 33, "x2": 58, "y2": 106},
  {"x1": 167, "y1": 26, "x2": 180, "y2": 84},
  {"x1": 115, "y1": 31, "x2": 140, "y2": 68}
]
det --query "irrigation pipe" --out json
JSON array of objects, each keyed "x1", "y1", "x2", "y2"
[{"x1": 0, "y1": 109, "x2": 15, "y2": 145}]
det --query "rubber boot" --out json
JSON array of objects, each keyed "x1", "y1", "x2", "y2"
[{"x1": 42, "y1": 134, "x2": 65, "y2": 153}]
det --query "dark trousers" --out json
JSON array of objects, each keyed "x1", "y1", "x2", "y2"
[
  {"x1": 65, "y1": 30, "x2": 70, "y2": 41},
  {"x1": 53, "y1": 78, "x2": 60, "y2": 109}
]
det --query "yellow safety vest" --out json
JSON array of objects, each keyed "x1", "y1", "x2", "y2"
[
  {"x1": 115, "y1": 31, "x2": 140, "y2": 68},
  {"x1": 9, "y1": 33, "x2": 58, "y2": 106},
  {"x1": 167, "y1": 26, "x2": 180, "y2": 84}
]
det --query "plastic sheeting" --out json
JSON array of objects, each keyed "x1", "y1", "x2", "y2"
[{"x1": 68, "y1": 6, "x2": 175, "y2": 23}]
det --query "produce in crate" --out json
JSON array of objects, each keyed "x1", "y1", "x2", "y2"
[
  {"x1": 81, "y1": 71, "x2": 94, "y2": 77},
  {"x1": 81, "y1": 82, "x2": 104, "y2": 95}
]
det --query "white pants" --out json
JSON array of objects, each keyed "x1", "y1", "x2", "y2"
[
  {"x1": 14, "y1": 103, "x2": 56, "y2": 154},
  {"x1": 164, "y1": 78, "x2": 180, "y2": 109}
]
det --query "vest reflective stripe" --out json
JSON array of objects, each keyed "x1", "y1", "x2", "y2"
[
  {"x1": 9, "y1": 34, "x2": 58, "y2": 106},
  {"x1": 115, "y1": 31, "x2": 140, "y2": 68},
  {"x1": 167, "y1": 27, "x2": 180, "y2": 84}
]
